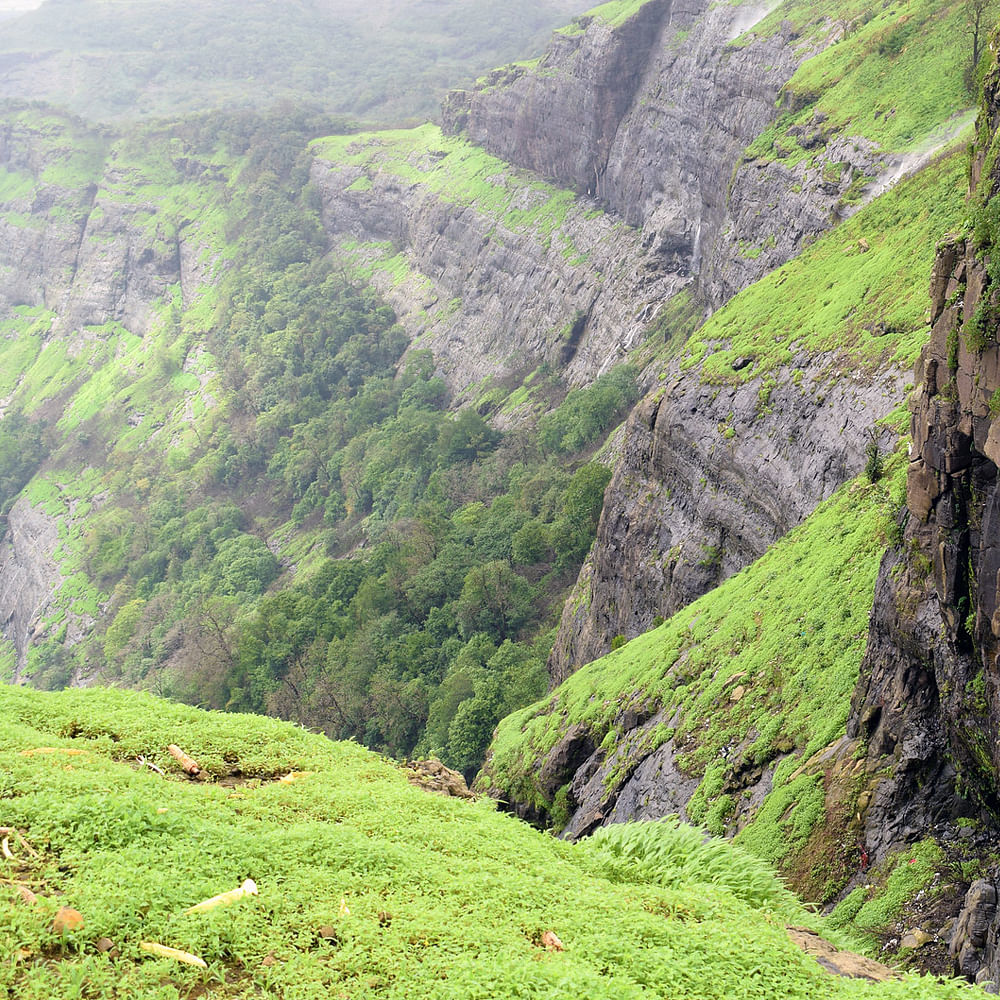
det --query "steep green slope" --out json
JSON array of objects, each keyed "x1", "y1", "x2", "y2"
[
  {"x1": 0, "y1": 686, "x2": 971, "y2": 998},
  {"x1": 684, "y1": 138, "x2": 969, "y2": 385},
  {"x1": 485, "y1": 458, "x2": 902, "y2": 846},
  {"x1": 0, "y1": 105, "x2": 627, "y2": 779},
  {"x1": 744, "y1": 0, "x2": 974, "y2": 156},
  {"x1": 480, "y1": 140, "x2": 973, "y2": 905}
]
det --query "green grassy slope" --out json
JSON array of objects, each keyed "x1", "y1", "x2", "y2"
[
  {"x1": 0, "y1": 685, "x2": 972, "y2": 999},
  {"x1": 685, "y1": 138, "x2": 970, "y2": 386},
  {"x1": 480, "y1": 140, "x2": 974, "y2": 902},
  {"x1": 485, "y1": 457, "x2": 903, "y2": 845},
  {"x1": 742, "y1": 0, "x2": 972, "y2": 158},
  {"x1": 312, "y1": 123, "x2": 601, "y2": 260}
]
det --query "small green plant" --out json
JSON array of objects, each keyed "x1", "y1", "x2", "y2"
[
  {"x1": 964, "y1": 300, "x2": 993, "y2": 353},
  {"x1": 864, "y1": 429, "x2": 883, "y2": 483},
  {"x1": 697, "y1": 543, "x2": 722, "y2": 569},
  {"x1": 757, "y1": 375, "x2": 777, "y2": 416},
  {"x1": 947, "y1": 324, "x2": 960, "y2": 373}
]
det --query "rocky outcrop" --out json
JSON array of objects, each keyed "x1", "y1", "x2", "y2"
[
  {"x1": 442, "y1": 0, "x2": 672, "y2": 199},
  {"x1": 951, "y1": 880, "x2": 999, "y2": 985},
  {"x1": 314, "y1": 0, "x2": 932, "y2": 677},
  {"x1": 0, "y1": 116, "x2": 196, "y2": 342},
  {"x1": 842, "y1": 51, "x2": 1000, "y2": 984},
  {"x1": 311, "y1": 135, "x2": 688, "y2": 393},
  {"x1": 403, "y1": 758, "x2": 476, "y2": 799},
  {"x1": 314, "y1": 0, "x2": 916, "y2": 400},
  {"x1": 845, "y1": 231, "x2": 1000, "y2": 852},
  {"x1": 0, "y1": 495, "x2": 60, "y2": 681},
  {"x1": 0, "y1": 115, "x2": 217, "y2": 674},
  {"x1": 549, "y1": 352, "x2": 903, "y2": 682},
  {"x1": 443, "y1": 0, "x2": 890, "y2": 312}
]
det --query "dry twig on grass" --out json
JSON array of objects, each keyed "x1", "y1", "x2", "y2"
[
  {"x1": 137, "y1": 755, "x2": 166, "y2": 777},
  {"x1": 0, "y1": 827, "x2": 39, "y2": 858},
  {"x1": 167, "y1": 744, "x2": 201, "y2": 775}
]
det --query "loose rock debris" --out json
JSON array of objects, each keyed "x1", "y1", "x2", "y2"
[
  {"x1": 403, "y1": 759, "x2": 475, "y2": 798},
  {"x1": 787, "y1": 926, "x2": 896, "y2": 981}
]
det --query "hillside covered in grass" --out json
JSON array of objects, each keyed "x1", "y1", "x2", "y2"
[
  {"x1": 4, "y1": 0, "x2": 1000, "y2": 979},
  {"x1": 0, "y1": 102, "x2": 639, "y2": 781},
  {"x1": 0, "y1": 685, "x2": 976, "y2": 998}
]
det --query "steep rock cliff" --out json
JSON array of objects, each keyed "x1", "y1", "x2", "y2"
[
  {"x1": 0, "y1": 495, "x2": 59, "y2": 681},
  {"x1": 549, "y1": 354, "x2": 903, "y2": 681},
  {"x1": 844, "y1": 54, "x2": 1000, "y2": 985},
  {"x1": 548, "y1": 137, "x2": 969, "y2": 679},
  {"x1": 313, "y1": 0, "x2": 960, "y2": 684},
  {"x1": 0, "y1": 114, "x2": 219, "y2": 674},
  {"x1": 310, "y1": 127, "x2": 688, "y2": 394},
  {"x1": 479, "y1": 138, "x2": 971, "y2": 925},
  {"x1": 443, "y1": 0, "x2": 890, "y2": 311},
  {"x1": 0, "y1": 116, "x2": 198, "y2": 340}
]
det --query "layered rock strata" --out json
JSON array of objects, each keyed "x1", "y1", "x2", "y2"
[
  {"x1": 310, "y1": 140, "x2": 688, "y2": 394},
  {"x1": 0, "y1": 496, "x2": 59, "y2": 681},
  {"x1": 845, "y1": 54, "x2": 1000, "y2": 985},
  {"x1": 0, "y1": 117, "x2": 206, "y2": 337},
  {"x1": 549, "y1": 355, "x2": 903, "y2": 681},
  {"x1": 0, "y1": 117, "x2": 211, "y2": 671},
  {"x1": 443, "y1": 0, "x2": 889, "y2": 310},
  {"x1": 315, "y1": 0, "x2": 918, "y2": 679}
]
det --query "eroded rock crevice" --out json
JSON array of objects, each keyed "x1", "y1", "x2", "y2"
[
  {"x1": 843, "y1": 56, "x2": 1000, "y2": 983},
  {"x1": 0, "y1": 497, "x2": 60, "y2": 681}
]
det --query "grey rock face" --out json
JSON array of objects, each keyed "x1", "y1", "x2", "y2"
[
  {"x1": 443, "y1": 0, "x2": 673, "y2": 200},
  {"x1": 443, "y1": 0, "x2": 878, "y2": 313},
  {"x1": 316, "y1": 0, "x2": 925, "y2": 682},
  {"x1": 0, "y1": 118, "x2": 205, "y2": 673},
  {"x1": 310, "y1": 152, "x2": 688, "y2": 394},
  {"x1": 845, "y1": 230, "x2": 1000, "y2": 868},
  {"x1": 841, "y1": 61, "x2": 1000, "y2": 981},
  {"x1": 549, "y1": 354, "x2": 903, "y2": 681},
  {"x1": 951, "y1": 880, "x2": 998, "y2": 980},
  {"x1": 0, "y1": 119, "x2": 197, "y2": 341},
  {"x1": 700, "y1": 133, "x2": 890, "y2": 306},
  {"x1": 0, "y1": 496, "x2": 60, "y2": 680}
]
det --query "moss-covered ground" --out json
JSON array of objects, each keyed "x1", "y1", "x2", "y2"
[
  {"x1": 484, "y1": 448, "x2": 907, "y2": 853},
  {"x1": 681, "y1": 137, "x2": 970, "y2": 384},
  {"x1": 0, "y1": 685, "x2": 974, "y2": 999},
  {"x1": 556, "y1": 0, "x2": 657, "y2": 35},
  {"x1": 742, "y1": 0, "x2": 971, "y2": 158},
  {"x1": 313, "y1": 124, "x2": 600, "y2": 255}
]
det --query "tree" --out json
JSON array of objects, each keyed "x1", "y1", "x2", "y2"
[
  {"x1": 0, "y1": 413, "x2": 44, "y2": 523},
  {"x1": 437, "y1": 408, "x2": 500, "y2": 464},
  {"x1": 966, "y1": 0, "x2": 997, "y2": 91},
  {"x1": 455, "y1": 561, "x2": 536, "y2": 641}
]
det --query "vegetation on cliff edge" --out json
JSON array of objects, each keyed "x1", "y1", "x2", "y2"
[{"x1": 0, "y1": 685, "x2": 972, "y2": 999}]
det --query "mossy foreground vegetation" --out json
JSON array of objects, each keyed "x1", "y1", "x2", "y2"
[
  {"x1": 0, "y1": 686, "x2": 972, "y2": 999},
  {"x1": 485, "y1": 459, "x2": 906, "y2": 872}
]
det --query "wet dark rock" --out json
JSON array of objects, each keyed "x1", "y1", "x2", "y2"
[
  {"x1": 843, "y1": 53, "x2": 1000, "y2": 982},
  {"x1": 537, "y1": 723, "x2": 597, "y2": 800},
  {"x1": 951, "y1": 880, "x2": 998, "y2": 979}
]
